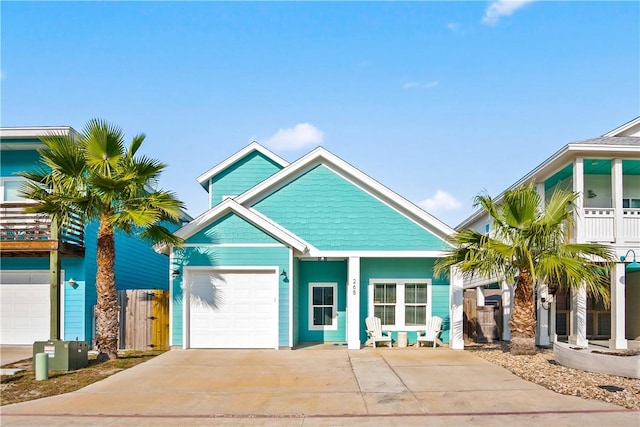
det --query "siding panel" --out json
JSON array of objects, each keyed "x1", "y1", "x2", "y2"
[
  {"x1": 253, "y1": 165, "x2": 448, "y2": 251},
  {"x1": 188, "y1": 213, "x2": 279, "y2": 244},
  {"x1": 210, "y1": 152, "x2": 283, "y2": 208}
]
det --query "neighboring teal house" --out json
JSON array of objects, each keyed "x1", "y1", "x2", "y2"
[
  {"x1": 0, "y1": 126, "x2": 188, "y2": 346},
  {"x1": 166, "y1": 142, "x2": 465, "y2": 350},
  {"x1": 458, "y1": 117, "x2": 640, "y2": 351}
]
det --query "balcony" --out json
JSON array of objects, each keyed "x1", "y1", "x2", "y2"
[
  {"x1": 582, "y1": 208, "x2": 640, "y2": 244},
  {"x1": 0, "y1": 202, "x2": 84, "y2": 257}
]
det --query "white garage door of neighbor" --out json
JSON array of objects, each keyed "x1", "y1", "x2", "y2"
[
  {"x1": 0, "y1": 271, "x2": 51, "y2": 344},
  {"x1": 189, "y1": 270, "x2": 278, "y2": 349}
]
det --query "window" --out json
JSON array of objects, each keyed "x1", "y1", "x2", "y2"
[
  {"x1": 0, "y1": 178, "x2": 29, "y2": 202},
  {"x1": 369, "y1": 279, "x2": 431, "y2": 329},
  {"x1": 373, "y1": 283, "x2": 396, "y2": 325},
  {"x1": 404, "y1": 283, "x2": 427, "y2": 326},
  {"x1": 623, "y1": 198, "x2": 640, "y2": 208},
  {"x1": 309, "y1": 283, "x2": 337, "y2": 331}
]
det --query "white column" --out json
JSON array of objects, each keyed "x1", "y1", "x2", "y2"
[
  {"x1": 476, "y1": 286, "x2": 485, "y2": 306},
  {"x1": 536, "y1": 283, "x2": 551, "y2": 346},
  {"x1": 610, "y1": 262, "x2": 628, "y2": 350},
  {"x1": 550, "y1": 293, "x2": 557, "y2": 343},
  {"x1": 288, "y1": 248, "x2": 294, "y2": 348},
  {"x1": 449, "y1": 266, "x2": 464, "y2": 349},
  {"x1": 501, "y1": 280, "x2": 512, "y2": 341},
  {"x1": 612, "y1": 159, "x2": 624, "y2": 244},
  {"x1": 347, "y1": 256, "x2": 361, "y2": 350},
  {"x1": 169, "y1": 252, "x2": 175, "y2": 348},
  {"x1": 535, "y1": 182, "x2": 546, "y2": 207},
  {"x1": 573, "y1": 158, "x2": 585, "y2": 243},
  {"x1": 569, "y1": 285, "x2": 588, "y2": 347}
]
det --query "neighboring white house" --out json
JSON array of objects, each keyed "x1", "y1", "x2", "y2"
[{"x1": 457, "y1": 117, "x2": 640, "y2": 350}]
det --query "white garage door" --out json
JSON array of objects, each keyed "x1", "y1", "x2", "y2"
[
  {"x1": 188, "y1": 270, "x2": 278, "y2": 349},
  {"x1": 0, "y1": 271, "x2": 50, "y2": 344}
]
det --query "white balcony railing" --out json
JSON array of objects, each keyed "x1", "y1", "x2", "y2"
[
  {"x1": 583, "y1": 208, "x2": 614, "y2": 243},
  {"x1": 623, "y1": 209, "x2": 640, "y2": 243},
  {"x1": 582, "y1": 208, "x2": 640, "y2": 243}
]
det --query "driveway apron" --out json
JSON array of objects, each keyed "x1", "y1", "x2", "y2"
[{"x1": 1, "y1": 347, "x2": 638, "y2": 426}]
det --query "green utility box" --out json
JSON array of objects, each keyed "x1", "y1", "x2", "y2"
[{"x1": 33, "y1": 340, "x2": 89, "y2": 371}]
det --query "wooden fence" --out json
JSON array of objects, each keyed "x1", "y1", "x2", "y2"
[
  {"x1": 463, "y1": 290, "x2": 503, "y2": 344},
  {"x1": 117, "y1": 289, "x2": 169, "y2": 351}
]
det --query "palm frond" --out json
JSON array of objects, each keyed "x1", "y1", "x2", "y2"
[
  {"x1": 82, "y1": 118, "x2": 125, "y2": 176},
  {"x1": 138, "y1": 225, "x2": 184, "y2": 247},
  {"x1": 440, "y1": 184, "x2": 613, "y2": 304},
  {"x1": 128, "y1": 133, "x2": 146, "y2": 157}
]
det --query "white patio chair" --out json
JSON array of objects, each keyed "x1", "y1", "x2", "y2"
[
  {"x1": 416, "y1": 316, "x2": 443, "y2": 348},
  {"x1": 365, "y1": 316, "x2": 393, "y2": 348}
]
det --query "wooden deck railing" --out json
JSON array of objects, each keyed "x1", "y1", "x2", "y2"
[{"x1": 0, "y1": 202, "x2": 84, "y2": 249}]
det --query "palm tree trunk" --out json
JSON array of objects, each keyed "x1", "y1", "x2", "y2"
[
  {"x1": 509, "y1": 269, "x2": 537, "y2": 355},
  {"x1": 95, "y1": 217, "x2": 119, "y2": 361}
]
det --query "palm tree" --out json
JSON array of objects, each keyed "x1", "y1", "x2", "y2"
[
  {"x1": 20, "y1": 119, "x2": 184, "y2": 361},
  {"x1": 434, "y1": 185, "x2": 614, "y2": 355}
]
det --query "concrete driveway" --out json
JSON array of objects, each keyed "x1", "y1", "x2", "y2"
[
  {"x1": 0, "y1": 346, "x2": 33, "y2": 366},
  {"x1": 1, "y1": 346, "x2": 638, "y2": 426}
]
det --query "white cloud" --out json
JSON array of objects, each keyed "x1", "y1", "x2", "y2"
[
  {"x1": 0, "y1": 70, "x2": 6, "y2": 80},
  {"x1": 418, "y1": 190, "x2": 462, "y2": 213},
  {"x1": 264, "y1": 123, "x2": 324, "y2": 151},
  {"x1": 403, "y1": 82, "x2": 421, "y2": 89},
  {"x1": 482, "y1": 0, "x2": 535, "y2": 26},
  {"x1": 403, "y1": 81, "x2": 439, "y2": 90},
  {"x1": 447, "y1": 23, "x2": 461, "y2": 32}
]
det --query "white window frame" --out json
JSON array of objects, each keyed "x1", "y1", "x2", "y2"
[
  {"x1": 308, "y1": 282, "x2": 338, "y2": 331},
  {"x1": 368, "y1": 278, "x2": 432, "y2": 331},
  {"x1": 0, "y1": 177, "x2": 32, "y2": 203}
]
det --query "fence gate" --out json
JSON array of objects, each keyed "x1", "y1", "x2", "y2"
[{"x1": 117, "y1": 290, "x2": 169, "y2": 351}]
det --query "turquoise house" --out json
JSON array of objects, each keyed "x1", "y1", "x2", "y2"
[
  {"x1": 167, "y1": 143, "x2": 465, "y2": 349},
  {"x1": 0, "y1": 126, "x2": 188, "y2": 346}
]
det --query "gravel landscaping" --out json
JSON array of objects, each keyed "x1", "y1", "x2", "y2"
[{"x1": 467, "y1": 343, "x2": 640, "y2": 410}]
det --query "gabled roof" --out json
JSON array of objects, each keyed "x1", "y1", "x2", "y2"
[
  {"x1": 456, "y1": 121, "x2": 640, "y2": 230},
  {"x1": 173, "y1": 198, "x2": 310, "y2": 253},
  {"x1": 196, "y1": 141, "x2": 289, "y2": 190},
  {"x1": 603, "y1": 116, "x2": 640, "y2": 137},
  {"x1": 235, "y1": 145, "x2": 456, "y2": 241}
]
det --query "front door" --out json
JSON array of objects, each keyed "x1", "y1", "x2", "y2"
[{"x1": 298, "y1": 260, "x2": 347, "y2": 342}]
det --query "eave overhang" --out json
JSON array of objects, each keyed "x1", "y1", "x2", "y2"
[
  {"x1": 158, "y1": 198, "x2": 310, "y2": 255},
  {"x1": 196, "y1": 141, "x2": 289, "y2": 190},
  {"x1": 235, "y1": 146, "x2": 456, "y2": 246}
]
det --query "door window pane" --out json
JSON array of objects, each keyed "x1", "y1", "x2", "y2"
[
  {"x1": 310, "y1": 284, "x2": 336, "y2": 329},
  {"x1": 313, "y1": 307, "x2": 333, "y2": 326},
  {"x1": 313, "y1": 286, "x2": 334, "y2": 306}
]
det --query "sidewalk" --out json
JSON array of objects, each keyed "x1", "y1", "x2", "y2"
[{"x1": 1, "y1": 347, "x2": 638, "y2": 426}]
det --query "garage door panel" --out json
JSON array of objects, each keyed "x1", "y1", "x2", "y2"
[
  {"x1": 1, "y1": 282, "x2": 50, "y2": 345},
  {"x1": 189, "y1": 271, "x2": 277, "y2": 349}
]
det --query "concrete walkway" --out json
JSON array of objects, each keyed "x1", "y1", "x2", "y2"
[{"x1": 1, "y1": 347, "x2": 638, "y2": 426}]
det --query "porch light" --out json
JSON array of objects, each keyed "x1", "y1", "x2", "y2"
[
  {"x1": 280, "y1": 269, "x2": 289, "y2": 283},
  {"x1": 620, "y1": 250, "x2": 640, "y2": 273}
]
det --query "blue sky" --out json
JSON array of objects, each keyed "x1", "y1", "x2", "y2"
[{"x1": 2, "y1": 1, "x2": 638, "y2": 227}]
